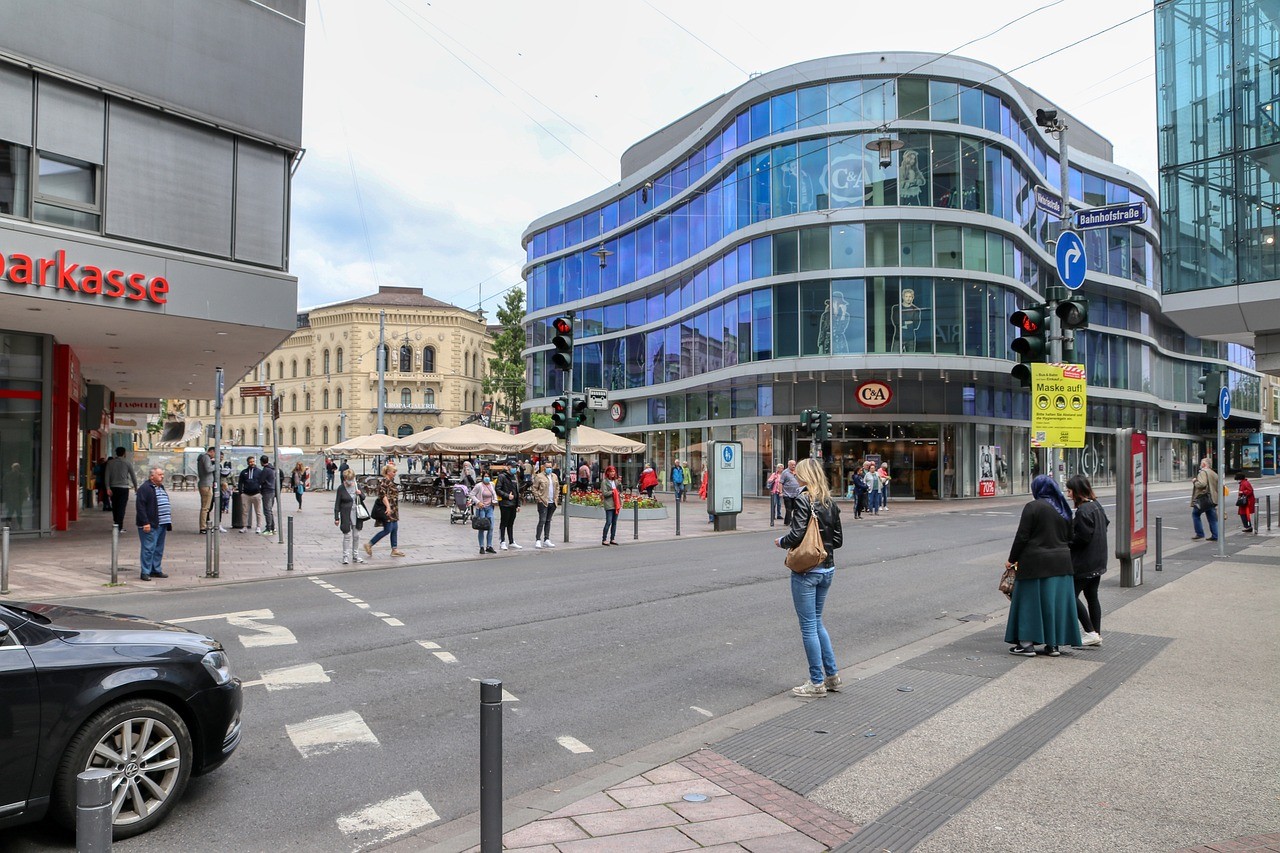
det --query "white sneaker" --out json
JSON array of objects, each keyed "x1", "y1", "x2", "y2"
[
  {"x1": 1081, "y1": 632, "x2": 1102, "y2": 647},
  {"x1": 500, "y1": 542, "x2": 508, "y2": 551},
  {"x1": 543, "y1": 539, "x2": 555, "y2": 548},
  {"x1": 255, "y1": 527, "x2": 262, "y2": 534},
  {"x1": 791, "y1": 681, "x2": 827, "y2": 697},
  {"x1": 342, "y1": 557, "x2": 350, "y2": 565},
  {"x1": 534, "y1": 540, "x2": 542, "y2": 549},
  {"x1": 509, "y1": 542, "x2": 522, "y2": 550},
  {"x1": 354, "y1": 556, "x2": 365, "y2": 564},
  {"x1": 218, "y1": 526, "x2": 228, "y2": 533}
]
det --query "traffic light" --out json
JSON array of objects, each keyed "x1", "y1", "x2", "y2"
[
  {"x1": 572, "y1": 398, "x2": 588, "y2": 426},
  {"x1": 551, "y1": 396, "x2": 570, "y2": 439},
  {"x1": 799, "y1": 408, "x2": 816, "y2": 436},
  {"x1": 551, "y1": 317, "x2": 574, "y2": 373},
  {"x1": 816, "y1": 411, "x2": 831, "y2": 444},
  {"x1": 1009, "y1": 305, "x2": 1048, "y2": 387},
  {"x1": 1196, "y1": 369, "x2": 1223, "y2": 420},
  {"x1": 1056, "y1": 298, "x2": 1088, "y2": 330}
]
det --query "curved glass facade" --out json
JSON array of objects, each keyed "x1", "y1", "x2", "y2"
[{"x1": 523, "y1": 54, "x2": 1241, "y2": 497}]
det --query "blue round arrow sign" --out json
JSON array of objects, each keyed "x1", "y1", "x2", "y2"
[
  {"x1": 1056, "y1": 231, "x2": 1086, "y2": 289},
  {"x1": 1220, "y1": 386, "x2": 1231, "y2": 420}
]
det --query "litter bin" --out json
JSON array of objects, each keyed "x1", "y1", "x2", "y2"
[{"x1": 230, "y1": 491, "x2": 244, "y2": 529}]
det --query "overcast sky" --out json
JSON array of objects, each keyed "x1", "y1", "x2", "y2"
[{"x1": 292, "y1": 0, "x2": 1157, "y2": 315}]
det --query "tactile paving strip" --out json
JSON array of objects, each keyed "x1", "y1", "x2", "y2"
[{"x1": 834, "y1": 631, "x2": 1171, "y2": 853}]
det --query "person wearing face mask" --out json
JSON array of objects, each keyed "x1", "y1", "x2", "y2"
[
  {"x1": 471, "y1": 473, "x2": 498, "y2": 554},
  {"x1": 600, "y1": 465, "x2": 621, "y2": 546}
]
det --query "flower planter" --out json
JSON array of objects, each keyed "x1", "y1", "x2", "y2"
[{"x1": 567, "y1": 503, "x2": 668, "y2": 520}]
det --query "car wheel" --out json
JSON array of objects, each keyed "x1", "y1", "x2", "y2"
[{"x1": 52, "y1": 698, "x2": 193, "y2": 840}]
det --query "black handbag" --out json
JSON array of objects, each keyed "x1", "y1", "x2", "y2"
[
  {"x1": 1194, "y1": 494, "x2": 1214, "y2": 514},
  {"x1": 1236, "y1": 494, "x2": 1249, "y2": 508},
  {"x1": 371, "y1": 499, "x2": 388, "y2": 523},
  {"x1": 471, "y1": 514, "x2": 491, "y2": 531}
]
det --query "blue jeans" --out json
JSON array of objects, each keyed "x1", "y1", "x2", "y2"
[
  {"x1": 870, "y1": 491, "x2": 881, "y2": 513},
  {"x1": 1191, "y1": 504, "x2": 1219, "y2": 539},
  {"x1": 602, "y1": 509, "x2": 618, "y2": 542},
  {"x1": 791, "y1": 569, "x2": 837, "y2": 685},
  {"x1": 138, "y1": 525, "x2": 168, "y2": 577},
  {"x1": 674, "y1": 484, "x2": 686, "y2": 502},
  {"x1": 369, "y1": 519, "x2": 398, "y2": 548},
  {"x1": 474, "y1": 506, "x2": 494, "y2": 548},
  {"x1": 771, "y1": 493, "x2": 782, "y2": 519}
]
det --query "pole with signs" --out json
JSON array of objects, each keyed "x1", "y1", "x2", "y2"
[
  {"x1": 1029, "y1": 364, "x2": 1087, "y2": 451},
  {"x1": 272, "y1": 385, "x2": 282, "y2": 544},
  {"x1": 209, "y1": 367, "x2": 224, "y2": 578},
  {"x1": 1218, "y1": 384, "x2": 1230, "y2": 558},
  {"x1": 1114, "y1": 428, "x2": 1147, "y2": 587}
]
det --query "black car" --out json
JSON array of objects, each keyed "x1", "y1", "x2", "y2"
[{"x1": 0, "y1": 601, "x2": 242, "y2": 840}]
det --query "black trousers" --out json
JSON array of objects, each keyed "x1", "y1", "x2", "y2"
[
  {"x1": 111, "y1": 488, "x2": 130, "y2": 529},
  {"x1": 499, "y1": 505, "x2": 517, "y2": 544},
  {"x1": 1074, "y1": 575, "x2": 1102, "y2": 634},
  {"x1": 783, "y1": 496, "x2": 796, "y2": 525}
]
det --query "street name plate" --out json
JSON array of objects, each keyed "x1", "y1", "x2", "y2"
[{"x1": 239, "y1": 385, "x2": 272, "y2": 397}]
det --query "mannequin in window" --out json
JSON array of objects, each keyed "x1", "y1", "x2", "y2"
[
  {"x1": 898, "y1": 149, "x2": 926, "y2": 205},
  {"x1": 890, "y1": 288, "x2": 923, "y2": 352},
  {"x1": 817, "y1": 290, "x2": 850, "y2": 354}
]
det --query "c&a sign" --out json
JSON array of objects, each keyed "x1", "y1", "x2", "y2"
[
  {"x1": 2, "y1": 248, "x2": 169, "y2": 305},
  {"x1": 855, "y1": 380, "x2": 892, "y2": 409}
]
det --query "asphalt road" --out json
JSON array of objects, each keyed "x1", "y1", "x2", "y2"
[{"x1": 6, "y1": 489, "x2": 1246, "y2": 852}]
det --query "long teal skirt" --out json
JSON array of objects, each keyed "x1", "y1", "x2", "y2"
[{"x1": 1004, "y1": 574, "x2": 1081, "y2": 647}]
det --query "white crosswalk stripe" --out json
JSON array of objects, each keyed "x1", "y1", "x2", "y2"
[
  {"x1": 336, "y1": 791, "x2": 440, "y2": 851},
  {"x1": 286, "y1": 710, "x2": 378, "y2": 757}
]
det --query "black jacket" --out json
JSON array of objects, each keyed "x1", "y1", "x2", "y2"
[
  {"x1": 239, "y1": 466, "x2": 261, "y2": 495},
  {"x1": 1069, "y1": 499, "x2": 1109, "y2": 577},
  {"x1": 333, "y1": 484, "x2": 366, "y2": 534},
  {"x1": 1008, "y1": 499, "x2": 1073, "y2": 580},
  {"x1": 778, "y1": 489, "x2": 843, "y2": 568},
  {"x1": 497, "y1": 472, "x2": 520, "y2": 508}
]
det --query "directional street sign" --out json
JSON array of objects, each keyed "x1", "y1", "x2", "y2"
[
  {"x1": 1073, "y1": 201, "x2": 1148, "y2": 230},
  {"x1": 1055, "y1": 230, "x2": 1086, "y2": 290},
  {"x1": 239, "y1": 384, "x2": 272, "y2": 397},
  {"x1": 1220, "y1": 385, "x2": 1231, "y2": 421},
  {"x1": 1034, "y1": 185, "x2": 1063, "y2": 218}
]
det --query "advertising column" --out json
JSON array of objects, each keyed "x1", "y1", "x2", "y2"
[
  {"x1": 1114, "y1": 428, "x2": 1148, "y2": 587},
  {"x1": 51, "y1": 345, "x2": 82, "y2": 530}
]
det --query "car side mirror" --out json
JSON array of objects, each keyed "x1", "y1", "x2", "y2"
[{"x1": 0, "y1": 623, "x2": 10, "y2": 641}]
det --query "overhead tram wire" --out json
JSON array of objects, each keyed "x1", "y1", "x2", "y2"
[
  {"x1": 315, "y1": 0, "x2": 383, "y2": 289},
  {"x1": 380, "y1": 0, "x2": 614, "y2": 183},
  {"x1": 526, "y1": 3, "x2": 1156, "y2": 237},
  {"x1": 641, "y1": 0, "x2": 751, "y2": 76}
]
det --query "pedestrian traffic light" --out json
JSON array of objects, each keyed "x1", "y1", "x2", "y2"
[
  {"x1": 799, "y1": 408, "x2": 816, "y2": 436},
  {"x1": 1196, "y1": 368, "x2": 1222, "y2": 420},
  {"x1": 1056, "y1": 298, "x2": 1088, "y2": 330},
  {"x1": 551, "y1": 317, "x2": 574, "y2": 372},
  {"x1": 816, "y1": 411, "x2": 831, "y2": 444},
  {"x1": 551, "y1": 396, "x2": 570, "y2": 439},
  {"x1": 1009, "y1": 305, "x2": 1048, "y2": 387},
  {"x1": 572, "y1": 398, "x2": 588, "y2": 426}
]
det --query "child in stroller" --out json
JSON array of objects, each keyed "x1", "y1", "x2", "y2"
[{"x1": 449, "y1": 483, "x2": 473, "y2": 524}]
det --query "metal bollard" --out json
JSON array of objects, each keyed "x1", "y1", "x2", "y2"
[
  {"x1": 674, "y1": 494, "x2": 681, "y2": 536},
  {"x1": 1268, "y1": 495, "x2": 1272, "y2": 532},
  {"x1": 1154, "y1": 516, "x2": 1162, "y2": 571},
  {"x1": 633, "y1": 499, "x2": 639, "y2": 540},
  {"x1": 110, "y1": 526, "x2": 119, "y2": 585},
  {"x1": 76, "y1": 768, "x2": 113, "y2": 852},
  {"x1": 286, "y1": 516, "x2": 294, "y2": 572},
  {"x1": 479, "y1": 679, "x2": 503, "y2": 853},
  {"x1": 1, "y1": 526, "x2": 9, "y2": 595}
]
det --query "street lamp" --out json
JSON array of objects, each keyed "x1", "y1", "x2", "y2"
[{"x1": 866, "y1": 129, "x2": 904, "y2": 168}]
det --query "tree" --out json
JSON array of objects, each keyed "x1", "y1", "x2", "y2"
[
  {"x1": 529, "y1": 413, "x2": 552, "y2": 430},
  {"x1": 483, "y1": 287, "x2": 527, "y2": 431}
]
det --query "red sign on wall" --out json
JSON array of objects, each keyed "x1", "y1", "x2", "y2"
[{"x1": 2, "y1": 249, "x2": 169, "y2": 305}]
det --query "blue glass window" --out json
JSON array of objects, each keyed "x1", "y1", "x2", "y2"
[
  {"x1": 646, "y1": 329, "x2": 664, "y2": 385},
  {"x1": 828, "y1": 80, "x2": 860, "y2": 124},
  {"x1": 602, "y1": 202, "x2": 619, "y2": 233},
  {"x1": 772, "y1": 143, "x2": 798, "y2": 217},
  {"x1": 723, "y1": 251, "x2": 739, "y2": 288},
  {"x1": 565, "y1": 217, "x2": 582, "y2": 248},
  {"x1": 666, "y1": 282, "x2": 680, "y2": 316},
  {"x1": 564, "y1": 254, "x2": 583, "y2": 302},
  {"x1": 693, "y1": 268, "x2": 708, "y2": 304},
  {"x1": 617, "y1": 231, "x2": 636, "y2": 286},
  {"x1": 826, "y1": 135, "x2": 863, "y2": 209},
  {"x1": 800, "y1": 227, "x2": 829, "y2": 272},
  {"x1": 751, "y1": 150, "x2": 771, "y2": 222},
  {"x1": 749, "y1": 100, "x2": 770, "y2": 141},
  {"x1": 798, "y1": 138, "x2": 827, "y2": 211},
  {"x1": 735, "y1": 111, "x2": 749, "y2": 147},
  {"x1": 930, "y1": 80, "x2": 959, "y2": 123},
  {"x1": 583, "y1": 211, "x2": 601, "y2": 242},
  {"x1": 798, "y1": 85, "x2": 828, "y2": 129},
  {"x1": 626, "y1": 332, "x2": 645, "y2": 387},
  {"x1": 899, "y1": 78, "x2": 929, "y2": 122},
  {"x1": 738, "y1": 242, "x2": 752, "y2": 283},
  {"x1": 984, "y1": 92, "x2": 1001, "y2": 132},
  {"x1": 752, "y1": 235, "x2": 773, "y2": 279},
  {"x1": 690, "y1": 193, "x2": 706, "y2": 256},
  {"x1": 532, "y1": 231, "x2": 547, "y2": 259},
  {"x1": 831, "y1": 223, "x2": 864, "y2": 268},
  {"x1": 773, "y1": 230, "x2": 799, "y2": 274},
  {"x1": 771, "y1": 90, "x2": 797, "y2": 134},
  {"x1": 600, "y1": 239, "x2": 619, "y2": 291},
  {"x1": 636, "y1": 221, "x2": 654, "y2": 280},
  {"x1": 707, "y1": 182, "x2": 723, "y2": 246},
  {"x1": 831, "y1": 278, "x2": 864, "y2": 354},
  {"x1": 680, "y1": 275, "x2": 693, "y2": 310},
  {"x1": 737, "y1": 294, "x2": 752, "y2": 362},
  {"x1": 708, "y1": 260, "x2": 723, "y2": 296},
  {"x1": 647, "y1": 290, "x2": 665, "y2": 324},
  {"x1": 960, "y1": 87, "x2": 983, "y2": 127},
  {"x1": 964, "y1": 282, "x2": 986, "y2": 357},
  {"x1": 665, "y1": 326, "x2": 680, "y2": 382},
  {"x1": 773, "y1": 283, "x2": 799, "y2": 357},
  {"x1": 654, "y1": 214, "x2": 671, "y2": 270},
  {"x1": 752, "y1": 288, "x2": 773, "y2": 361},
  {"x1": 672, "y1": 202, "x2": 689, "y2": 262},
  {"x1": 605, "y1": 302, "x2": 625, "y2": 333}
]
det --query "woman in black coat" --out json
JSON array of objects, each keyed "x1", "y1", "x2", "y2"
[
  {"x1": 1005, "y1": 475, "x2": 1080, "y2": 656},
  {"x1": 496, "y1": 468, "x2": 523, "y2": 550},
  {"x1": 332, "y1": 469, "x2": 367, "y2": 565},
  {"x1": 1066, "y1": 474, "x2": 1108, "y2": 647}
]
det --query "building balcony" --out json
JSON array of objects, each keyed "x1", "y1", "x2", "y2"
[{"x1": 376, "y1": 405, "x2": 442, "y2": 415}]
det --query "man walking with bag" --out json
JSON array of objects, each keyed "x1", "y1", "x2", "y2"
[{"x1": 1190, "y1": 457, "x2": 1219, "y2": 541}]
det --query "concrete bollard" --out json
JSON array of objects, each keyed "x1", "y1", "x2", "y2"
[
  {"x1": 76, "y1": 768, "x2": 113, "y2": 852},
  {"x1": 1, "y1": 526, "x2": 9, "y2": 595},
  {"x1": 479, "y1": 679, "x2": 503, "y2": 853},
  {"x1": 110, "y1": 526, "x2": 119, "y2": 585},
  {"x1": 286, "y1": 516, "x2": 294, "y2": 572}
]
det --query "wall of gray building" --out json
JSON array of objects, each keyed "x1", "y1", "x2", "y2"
[{"x1": 0, "y1": 0, "x2": 304, "y2": 148}]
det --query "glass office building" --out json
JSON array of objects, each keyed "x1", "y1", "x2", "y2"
[
  {"x1": 1156, "y1": 0, "x2": 1279, "y2": 472},
  {"x1": 523, "y1": 53, "x2": 1236, "y2": 498}
]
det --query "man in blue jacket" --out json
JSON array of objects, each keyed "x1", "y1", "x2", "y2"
[{"x1": 135, "y1": 466, "x2": 172, "y2": 580}]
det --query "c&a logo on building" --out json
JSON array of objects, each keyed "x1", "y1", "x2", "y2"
[
  {"x1": 856, "y1": 380, "x2": 892, "y2": 409},
  {"x1": 1, "y1": 248, "x2": 169, "y2": 305}
]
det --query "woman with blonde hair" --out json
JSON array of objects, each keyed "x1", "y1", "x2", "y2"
[
  {"x1": 363, "y1": 462, "x2": 405, "y2": 558},
  {"x1": 775, "y1": 457, "x2": 843, "y2": 697}
]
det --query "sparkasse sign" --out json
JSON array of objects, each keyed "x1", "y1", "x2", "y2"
[
  {"x1": 2, "y1": 248, "x2": 170, "y2": 305},
  {"x1": 856, "y1": 380, "x2": 892, "y2": 409}
]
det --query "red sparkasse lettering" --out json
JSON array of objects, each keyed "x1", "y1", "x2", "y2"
[
  {"x1": 148, "y1": 276, "x2": 168, "y2": 304},
  {"x1": 104, "y1": 269, "x2": 126, "y2": 298},
  {"x1": 56, "y1": 250, "x2": 79, "y2": 290},
  {"x1": 125, "y1": 272, "x2": 147, "y2": 301},
  {"x1": 9, "y1": 253, "x2": 33, "y2": 285},
  {"x1": 80, "y1": 265, "x2": 103, "y2": 294},
  {"x1": 38, "y1": 256, "x2": 55, "y2": 286}
]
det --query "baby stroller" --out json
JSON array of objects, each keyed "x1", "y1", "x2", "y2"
[{"x1": 449, "y1": 484, "x2": 472, "y2": 525}]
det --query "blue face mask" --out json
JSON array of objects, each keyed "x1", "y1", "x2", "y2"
[{"x1": 483, "y1": 477, "x2": 491, "y2": 484}]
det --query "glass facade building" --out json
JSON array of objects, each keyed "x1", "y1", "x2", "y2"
[
  {"x1": 524, "y1": 53, "x2": 1248, "y2": 497},
  {"x1": 1156, "y1": 0, "x2": 1280, "y2": 469}
]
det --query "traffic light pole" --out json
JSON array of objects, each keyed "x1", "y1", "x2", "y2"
[
  {"x1": 1046, "y1": 120, "x2": 1072, "y2": 488},
  {"x1": 1217, "y1": 410, "x2": 1226, "y2": 558},
  {"x1": 563, "y1": 365, "x2": 573, "y2": 545}
]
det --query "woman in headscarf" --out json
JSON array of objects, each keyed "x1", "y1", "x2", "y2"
[{"x1": 1004, "y1": 474, "x2": 1080, "y2": 657}]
